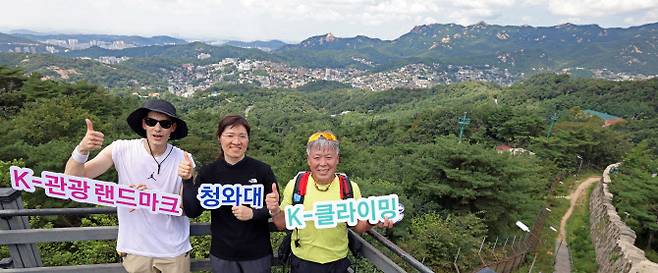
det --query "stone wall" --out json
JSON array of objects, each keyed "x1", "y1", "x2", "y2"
[{"x1": 589, "y1": 163, "x2": 658, "y2": 273}]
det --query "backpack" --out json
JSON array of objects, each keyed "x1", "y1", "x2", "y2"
[
  {"x1": 291, "y1": 171, "x2": 354, "y2": 204},
  {"x1": 277, "y1": 172, "x2": 362, "y2": 265}
]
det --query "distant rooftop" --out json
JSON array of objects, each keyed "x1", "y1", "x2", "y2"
[
  {"x1": 584, "y1": 109, "x2": 625, "y2": 127},
  {"x1": 584, "y1": 109, "x2": 621, "y2": 121}
]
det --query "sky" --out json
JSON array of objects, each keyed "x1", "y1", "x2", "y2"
[{"x1": 1, "y1": 0, "x2": 657, "y2": 43}]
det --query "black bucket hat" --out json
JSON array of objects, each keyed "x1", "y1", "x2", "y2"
[{"x1": 126, "y1": 99, "x2": 188, "y2": 140}]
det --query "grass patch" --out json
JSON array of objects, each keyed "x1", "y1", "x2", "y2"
[
  {"x1": 646, "y1": 249, "x2": 658, "y2": 263},
  {"x1": 1, "y1": 245, "x2": 8, "y2": 259},
  {"x1": 565, "y1": 177, "x2": 598, "y2": 273},
  {"x1": 513, "y1": 170, "x2": 599, "y2": 273}
]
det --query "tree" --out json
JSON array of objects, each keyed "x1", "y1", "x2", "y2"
[
  {"x1": 4, "y1": 98, "x2": 97, "y2": 146},
  {"x1": 401, "y1": 213, "x2": 487, "y2": 272},
  {"x1": 610, "y1": 141, "x2": 658, "y2": 251},
  {"x1": 530, "y1": 117, "x2": 630, "y2": 173},
  {"x1": 0, "y1": 66, "x2": 27, "y2": 118}
]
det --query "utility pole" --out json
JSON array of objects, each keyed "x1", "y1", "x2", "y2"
[
  {"x1": 546, "y1": 112, "x2": 558, "y2": 138},
  {"x1": 458, "y1": 112, "x2": 470, "y2": 143}
]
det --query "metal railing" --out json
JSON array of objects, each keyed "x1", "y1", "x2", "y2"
[
  {"x1": 469, "y1": 175, "x2": 564, "y2": 273},
  {"x1": 0, "y1": 188, "x2": 433, "y2": 273}
]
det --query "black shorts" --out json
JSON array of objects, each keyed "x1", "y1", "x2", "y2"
[
  {"x1": 210, "y1": 254, "x2": 271, "y2": 273},
  {"x1": 290, "y1": 255, "x2": 351, "y2": 273}
]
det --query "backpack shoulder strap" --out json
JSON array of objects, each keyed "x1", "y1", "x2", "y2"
[
  {"x1": 337, "y1": 173, "x2": 354, "y2": 199},
  {"x1": 292, "y1": 171, "x2": 311, "y2": 205}
]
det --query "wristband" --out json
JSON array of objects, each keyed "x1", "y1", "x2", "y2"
[{"x1": 71, "y1": 146, "x2": 89, "y2": 163}]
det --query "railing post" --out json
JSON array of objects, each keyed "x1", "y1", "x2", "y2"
[{"x1": 0, "y1": 188, "x2": 42, "y2": 268}]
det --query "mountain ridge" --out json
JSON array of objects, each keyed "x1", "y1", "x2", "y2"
[
  {"x1": 274, "y1": 21, "x2": 658, "y2": 73},
  {"x1": 1, "y1": 22, "x2": 656, "y2": 90},
  {"x1": 12, "y1": 33, "x2": 187, "y2": 46}
]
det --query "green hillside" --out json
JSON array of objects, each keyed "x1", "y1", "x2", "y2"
[
  {"x1": 2, "y1": 67, "x2": 656, "y2": 271},
  {"x1": 0, "y1": 53, "x2": 165, "y2": 88}
]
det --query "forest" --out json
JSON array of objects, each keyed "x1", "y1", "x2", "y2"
[{"x1": 1, "y1": 66, "x2": 656, "y2": 272}]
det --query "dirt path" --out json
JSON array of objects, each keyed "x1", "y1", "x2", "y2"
[
  {"x1": 558, "y1": 176, "x2": 601, "y2": 242},
  {"x1": 244, "y1": 105, "x2": 254, "y2": 117},
  {"x1": 554, "y1": 176, "x2": 600, "y2": 273}
]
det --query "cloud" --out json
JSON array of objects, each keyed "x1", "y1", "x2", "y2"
[
  {"x1": 521, "y1": 0, "x2": 546, "y2": 5},
  {"x1": 234, "y1": 0, "x2": 508, "y2": 25},
  {"x1": 623, "y1": 7, "x2": 658, "y2": 26},
  {"x1": 0, "y1": 0, "x2": 656, "y2": 41},
  {"x1": 455, "y1": 0, "x2": 516, "y2": 10},
  {"x1": 547, "y1": 0, "x2": 657, "y2": 17}
]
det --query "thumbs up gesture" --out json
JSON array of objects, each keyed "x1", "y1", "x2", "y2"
[
  {"x1": 78, "y1": 119, "x2": 104, "y2": 154},
  {"x1": 266, "y1": 183, "x2": 280, "y2": 216},
  {"x1": 178, "y1": 152, "x2": 194, "y2": 180}
]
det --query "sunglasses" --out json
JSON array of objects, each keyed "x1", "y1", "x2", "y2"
[
  {"x1": 307, "y1": 131, "x2": 337, "y2": 143},
  {"x1": 144, "y1": 117, "x2": 174, "y2": 129}
]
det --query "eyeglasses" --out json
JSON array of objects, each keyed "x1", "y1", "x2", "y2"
[
  {"x1": 307, "y1": 131, "x2": 337, "y2": 143},
  {"x1": 144, "y1": 117, "x2": 174, "y2": 129}
]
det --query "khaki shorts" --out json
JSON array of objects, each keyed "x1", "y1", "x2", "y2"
[{"x1": 120, "y1": 252, "x2": 191, "y2": 273}]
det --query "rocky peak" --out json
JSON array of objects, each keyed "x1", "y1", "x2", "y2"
[
  {"x1": 324, "y1": 33, "x2": 336, "y2": 43},
  {"x1": 471, "y1": 21, "x2": 488, "y2": 29},
  {"x1": 411, "y1": 25, "x2": 431, "y2": 34}
]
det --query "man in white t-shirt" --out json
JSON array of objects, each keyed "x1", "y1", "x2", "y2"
[{"x1": 64, "y1": 99, "x2": 193, "y2": 273}]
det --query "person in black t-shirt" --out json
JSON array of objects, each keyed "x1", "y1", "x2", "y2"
[{"x1": 181, "y1": 115, "x2": 278, "y2": 273}]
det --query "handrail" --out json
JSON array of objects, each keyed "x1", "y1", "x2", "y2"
[
  {"x1": 367, "y1": 229, "x2": 435, "y2": 273},
  {"x1": 0, "y1": 207, "x2": 116, "y2": 218},
  {"x1": 349, "y1": 230, "x2": 407, "y2": 273},
  {"x1": 0, "y1": 223, "x2": 210, "y2": 244},
  {"x1": 1, "y1": 206, "x2": 435, "y2": 272},
  {"x1": 0, "y1": 260, "x2": 211, "y2": 273}
]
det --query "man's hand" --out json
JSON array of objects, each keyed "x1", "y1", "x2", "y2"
[
  {"x1": 128, "y1": 184, "x2": 148, "y2": 191},
  {"x1": 178, "y1": 152, "x2": 193, "y2": 180},
  {"x1": 354, "y1": 217, "x2": 395, "y2": 234},
  {"x1": 78, "y1": 119, "x2": 104, "y2": 154},
  {"x1": 265, "y1": 183, "x2": 280, "y2": 215},
  {"x1": 128, "y1": 184, "x2": 148, "y2": 212},
  {"x1": 376, "y1": 217, "x2": 395, "y2": 229},
  {"x1": 232, "y1": 205, "x2": 254, "y2": 221}
]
